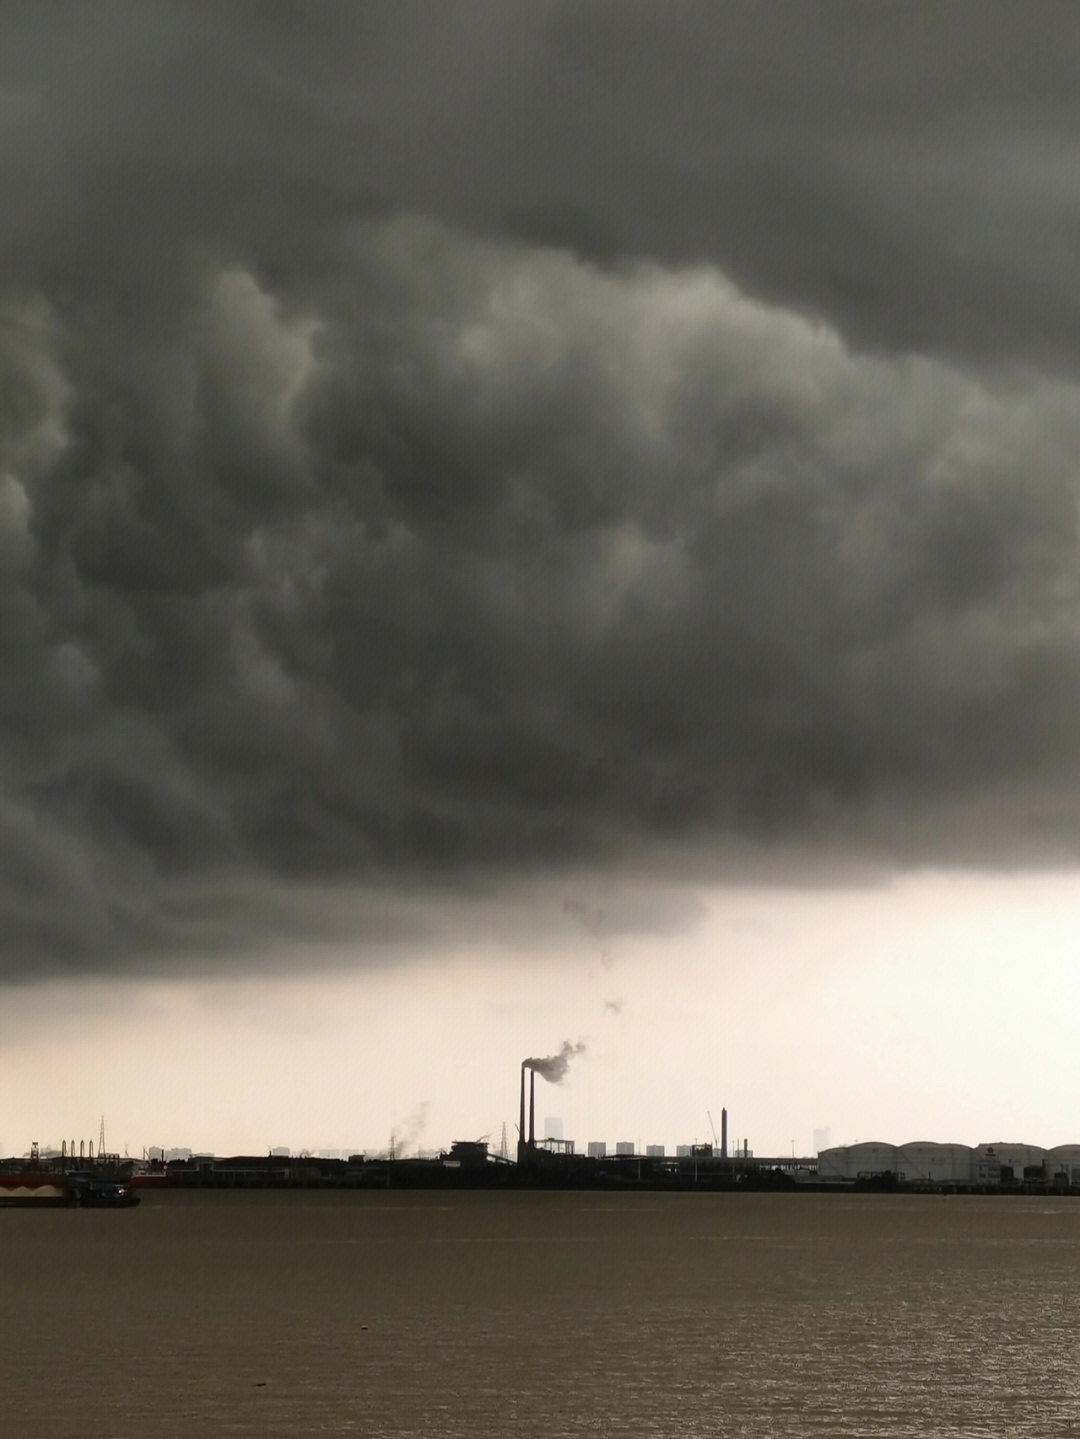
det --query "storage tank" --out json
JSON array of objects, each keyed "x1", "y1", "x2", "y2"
[
  {"x1": 845, "y1": 1142, "x2": 900, "y2": 1179},
  {"x1": 816, "y1": 1146, "x2": 854, "y2": 1182},
  {"x1": 1048, "y1": 1145, "x2": 1080, "y2": 1184},
  {"x1": 897, "y1": 1142, "x2": 973, "y2": 1186},
  {"x1": 972, "y1": 1143, "x2": 1049, "y2": 1184},
  {"x1": 816, "y1": 1145, "x2": 900, "y2": 1181}
]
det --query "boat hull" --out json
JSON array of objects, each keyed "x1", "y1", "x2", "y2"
[{"x1": 0, "y1": 1171, "x2": 139, "y2": 1207}]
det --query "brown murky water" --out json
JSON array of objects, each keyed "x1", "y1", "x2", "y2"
[{"x1": 5, "y1": 1189, "x2": 1080, "y2": 1436}]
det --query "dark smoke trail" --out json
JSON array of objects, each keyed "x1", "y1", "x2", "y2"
[{"x1": 523, "y1": 1041, "x2": 586, "y2": 1083}]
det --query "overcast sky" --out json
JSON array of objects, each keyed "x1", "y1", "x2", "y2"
[{"x1": 5, "y1": 3, "x2": 1080, "y2": 1156}]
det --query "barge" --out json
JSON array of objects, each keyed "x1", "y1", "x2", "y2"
[{"x1": 0, "y1": 1156, "x2": 139, "y2": 1207}]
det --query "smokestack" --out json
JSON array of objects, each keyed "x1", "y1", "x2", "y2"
[
  {"x1": 721, "y1": 1108, "x2": 727, "y2": 1159},
  {"x1": 529, "y1": 1069, "x2": 535, "y2": 1148},
  {"x1": 518, "y1": 1065, "x2": 526, "y2": 1164}
]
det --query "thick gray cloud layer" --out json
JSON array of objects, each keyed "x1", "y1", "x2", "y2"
[{"x1": 4, "y1": 2, "x2": 1080, "y2": 974}]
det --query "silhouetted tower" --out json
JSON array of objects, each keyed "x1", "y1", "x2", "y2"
[
  {"x1": 498, "y1": 1122, "x2": 509, "y2": 1161},
  {"x1": 517, "y1": 1064, "x2": 526, "y2": 1163},
  {"x1": 517, "y1": 1064, "x2": 538, "y2": 1165}
]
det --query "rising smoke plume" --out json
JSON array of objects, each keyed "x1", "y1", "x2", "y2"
[
  {"x1": 391, "y1": 1100, "x2": 430, "y2": 1157},
  {"x1": 524, "y1": 1041, "x2": 587, "y2": 1084}
]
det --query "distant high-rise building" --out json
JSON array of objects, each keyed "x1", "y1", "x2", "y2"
[
  {"x1": 165, "y1": 1148, "x2": 192, "y2": 1162},
  {"x1": 645, "y1": 1145, "x2": 665, "y2": 1158},
  {"x1": 615, "y1": 1141, "x2": 634, "y2": 1157},
  {"x1": 270, "y1": 1147, "x2": 290, "y2": 1157},
  {"x1": 587, "y1": 1141, "x2": 606, "y2": 1158}
]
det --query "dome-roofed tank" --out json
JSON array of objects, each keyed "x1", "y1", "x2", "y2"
[
  {"x1": 897, "y1": 1142, "x2": 973, "y2": 1186},
  {"x1": 817, "y1": 1143, "x2": 898, "y2": 1182},
  {"x1": 1047, "y1": 1145, "x2": 1080, "y2": 1183},
  {"x1": 972, "y1": 1143, "x2": 1048, "y2": 1184}
]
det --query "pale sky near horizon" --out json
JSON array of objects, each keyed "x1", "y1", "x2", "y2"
[
  {"x1": 7, "y1": 867, "x2": 1080, "y2": 1158},
  {"x1": 6, "y1": 5, "x2": 1080, "y2": 1158}
]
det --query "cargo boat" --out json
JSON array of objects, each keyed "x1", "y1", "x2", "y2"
[
  {"x1": 128, "y1": 1169, "x2": 170, "y2": 1190},
  {"x1": 0, "y1": 1167, "x2": 139, "y2": 1207}
]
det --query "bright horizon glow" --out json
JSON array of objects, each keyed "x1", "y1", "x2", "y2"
[{"x1": 4, "y1": 867, "x2": 1080, "y2": 1160}]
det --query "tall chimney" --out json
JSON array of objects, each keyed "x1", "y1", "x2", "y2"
[
  {"x1": 529, "y1": 1069, "x2": 536, "y2": 1148},
  {"x1": 518, "y1": 1065, "x2": 526, "y2": 1163},
  {"x1": 721, "y1": 1108, "x2": 727, "y2": 1159}
]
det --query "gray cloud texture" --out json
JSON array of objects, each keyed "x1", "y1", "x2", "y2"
[{"x1": 4, "y1": 2, "x2": 1080, "y2": 975}]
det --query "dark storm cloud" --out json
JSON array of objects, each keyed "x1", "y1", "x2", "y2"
[{"x1": 5, "y1": 3, "x2": 1080, "y2": 974}]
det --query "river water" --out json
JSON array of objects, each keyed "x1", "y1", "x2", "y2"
[{"x1": 5, "y1": 1189, "x2": 1080, "y2": 1436}]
